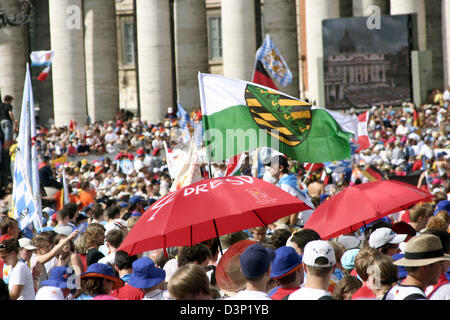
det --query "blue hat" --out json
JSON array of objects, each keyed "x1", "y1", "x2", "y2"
[
  {"x1": 341, "y1": 248, "x2": 360, "y2": 271},
  {"x1": 434, "y1": 200, "x2": 450, "y2": 216},
  {"x1": 41, "y1": 266, "x2": 75, "y2": 289},
  {"x1": 78, "y1": 211, "x2": 87, "y2": 218},
  {"x1": 392, "y1": 254, "x2": 407, "y2": 279},
  {"x1": 129, "y1": 196, "x2": 144, "y2": 205},
  {"x1": 127, "y1": 257, "x2": 166, "y2": 289},
  {"x1": 240, "y1": 243, "x2": 275, "y2": 279},
  {"x1": 270, "y1": 246, "x2": 302, "y2": 279},
  {"x1": 117, "y1": 201, "x2": 128, "y2": 208},
  {"x1": 80, "y1": 263, "x2": 124, "y2": 290},
  {"x1": 130, "y1": 211, "x2": 142, "y2": 218}
]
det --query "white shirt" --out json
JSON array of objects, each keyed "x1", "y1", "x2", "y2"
[
  {"x1": 288, "y1": 287, "x2": 331, "y2": 300},
  {"x1": 163, "y1": 258, "x2": 179, "y2": 282},
  {"x1": 30, "y1": 254, "x2": 57, "y2": 279},
  {"x1": 385, "y1": 284, "x2": 426, "y2": 300},
  {"x1": 8, "y1": 261, "x2": 36, "y2": 300},
  {"x1": 98, "y1": 253, "x2": 116, "y2": 266},
  {"x1": 226, "y1": 290, "x2": 272, "y2": 300},
  {"x1": 143, "y1": 289, "x2": 170, "y2": 300},
  {"x1": 443, "y1": 89, "x2": 450, "y2": 101}
]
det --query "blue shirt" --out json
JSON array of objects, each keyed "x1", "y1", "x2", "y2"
[{"x1": 75, "y1": 294, "x2": 94, "y2": 300}]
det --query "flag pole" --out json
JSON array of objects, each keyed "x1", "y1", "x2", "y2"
[{"x1": 302, "y1": 164, "x2": 314, "y2": 186}]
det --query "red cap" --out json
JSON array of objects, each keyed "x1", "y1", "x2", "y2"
[
  {"x1": 136, "y1": 148, "x2": 145, "y2": 156},
  {"x1": 0, "y1": 234, "x2": 11, "y2": 242}
]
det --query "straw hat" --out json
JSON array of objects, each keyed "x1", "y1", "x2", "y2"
[{"x1": 393, "y1": 234, "x2": 450, "y2": 267}]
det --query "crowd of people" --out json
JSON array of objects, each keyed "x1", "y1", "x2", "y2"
[{"x1": 0, "y1": 84, "x2": 449, "y2": 300}]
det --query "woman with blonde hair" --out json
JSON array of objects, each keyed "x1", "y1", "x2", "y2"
[{"x1": 84, "y1": 223, "x2": 106, "y2": 266}]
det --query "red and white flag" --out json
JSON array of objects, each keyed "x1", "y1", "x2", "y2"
[
  {"x1": 225, "y1": 153, "x2": 247, "y2": 176},
  {"x1": 353, "y1": 111, "x2": 371, "y2": 152},
  {"x1": 37, "y1": 66, "x2": 51, "y2": 81},
  {"x1": 30, "y1": 50, "x2": 54, "y2": 82},
  {"x1": 304, "y1": 163, "x2": 324, "y2": 172}
]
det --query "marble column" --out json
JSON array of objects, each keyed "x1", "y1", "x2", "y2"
[
  {"x1": 444, "y1": 0, "x2": 450, "y2": 86},
  {"x1": 221, "y1": 0, "x2": 256, "y2": 81},
  {"x1": 48, "y1": 0, "x2": 87, "y2": 127},
  {"x1": 0, "y1": 0, "x2": 28, "y2": 121},
  {"x1": 173, "y1": 0, "x2": 208, "y2": 112},
  {"x1": 263, "y1": 0, "x2": 299, "y2": 97},
  {"x1": 353, "y1": 0, "x2": 389, "y2": 16},
  {"x1": 136, "y1": 0, "x2": 173, "y2": 123},
  {"x1": 305, "y1": 0, "x2": 340, "y2": 104},
  {"x1": 83, "y1": 0, "x2": 119, "y2": 122},
  {"x1": 390, "y1": 0, "x2": 426, "y2": 51}
]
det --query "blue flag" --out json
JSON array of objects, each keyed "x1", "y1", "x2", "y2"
[
  {"x1": 176, "y1": 103, "x2": 191, "y2": 130},
  {"x1": 255, "y1": 34, "x2": 292, "y2": 87},
  {"x1": 13, "y1": 151, "x2": 39, "y2": 231}
]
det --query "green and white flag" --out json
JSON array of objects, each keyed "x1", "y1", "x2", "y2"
[{"x1": 198, "y1": 73, "x2": 359, "y2": 164}]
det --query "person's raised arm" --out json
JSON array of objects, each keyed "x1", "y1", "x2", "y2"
[{"x1": 35, "y1": 230, "x2": 79, "y2": 265}]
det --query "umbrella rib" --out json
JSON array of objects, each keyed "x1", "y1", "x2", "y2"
[
  {"x1": 213, "y1": 219, "x2": 223, "y2": 256},
  {"x1": 252, "y1": 210, "x2": 267, "y2": 227}
]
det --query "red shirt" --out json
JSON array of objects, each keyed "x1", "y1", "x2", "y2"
[
  {"x1": 351, "y1": 283, "x2": 376, "y2": 300},
  {"x1": 270, "y1": 286, "x2": 300, "y2": 300},
  {"x1": 78, "y1": 254, "x2": 87, "y2": 273},
  {"x1": 111, "y1": 283, "x2": 144, "y2": 300}
]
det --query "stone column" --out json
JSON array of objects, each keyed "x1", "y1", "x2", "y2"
[
  {"x1": 0, "y1": 0, "x2": 28, "y2": 121},
  {"x1": 173, "y1": 0, "x2": 208, "y2": 112},
  {"x1": 83, "y1": 0, "x2": 119, "y2": 122},
  {"x1": 444, "y1": 0, "x2": 450, "y2": 86},
  {"x1": 221, "y1": 0, "x2": 256, "y2": 81},
  {"x1": 136, "y1": 0, "x2": 173, "y2": 123},
  {"x1": 390, "y1": 0, "x2": 426, "y2": 51},
  {"x1": 305, "y1": 0, "x2": 340, "y2": 104},
  {"x1": 353, "y1": 0, "x2": 389, "y2": 16},
  {"x1": 48, "y1": 0, "x2": 87, "y2": 127},
  {"x1": 263, "y1": 0, "x2": 299, "y2": 97}
]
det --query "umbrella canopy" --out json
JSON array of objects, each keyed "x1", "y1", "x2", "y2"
[
  {"x1": 303, "y1": 180, "x2": 434, "y2": 240},
  {"x1": 215, "y1": 239, "x2": 255, "y2": 294},
  {"x1": 119, "y1": 176, "x2": 311, "y2": 256}
]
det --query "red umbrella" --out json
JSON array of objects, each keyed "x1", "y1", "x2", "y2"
[
  {"x1": 119, "y1": 176, "x2": 312, "y2": 256},
  {"x1": 303, "y1": 180, "x2": 434, "y2": 240}
]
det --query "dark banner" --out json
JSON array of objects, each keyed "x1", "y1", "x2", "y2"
[{"x1": 387, "y1": 172, "x2": 422, "y2": 187}]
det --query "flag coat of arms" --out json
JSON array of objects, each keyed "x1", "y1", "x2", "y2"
[
  {"x1": 255, "y1": 34, "x2": 292, "y2": 87},
  {"x1": 198, "y1": 73, "x2": 359, "y2": 164}
]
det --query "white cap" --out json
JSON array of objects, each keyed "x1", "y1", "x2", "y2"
[
  {"x1": 302, "y1": 240, "x2": 336, "y2": 268},
  {"x1": 368, "y1": 227, "x2": 407, "y2": 249},
  {"x1": 35, "y1": 286, "x2": 64, "y2": 300},
  {"x1": 18, "y1": 238, "x2": 37, "y2": 250}
]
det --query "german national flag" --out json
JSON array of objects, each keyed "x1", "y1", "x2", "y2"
[
  {"x1": 362, "y1": 165, "x2": 385, "y2": 181},
  {"x1": 252, "y1": 60, "x2": 278, "y2": 90}
]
